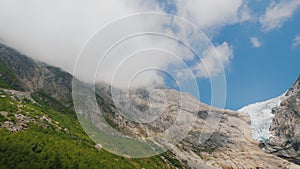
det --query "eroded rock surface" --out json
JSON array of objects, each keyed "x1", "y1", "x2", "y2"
[
  {"x1": 93, "y1": 84, "x2": 299, "y2": 169},
  {"x1": 265, "y1": 75, "x2": 300, "y2": 165}
]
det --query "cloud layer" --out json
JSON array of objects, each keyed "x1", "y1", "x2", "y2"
[
  {"x1": 4, "y1": 0, "x2": 296, "y2": 88},
  {"x1": 260, "y1": 0, "x2": 300, "y2": 32},
  {"x1": 0, "y1": 0, "x2": 151, "y2": 74}
]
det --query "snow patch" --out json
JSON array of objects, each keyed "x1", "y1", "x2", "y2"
[{"x1": 238, "y1": 93, "x2": 286, "y2": 141}]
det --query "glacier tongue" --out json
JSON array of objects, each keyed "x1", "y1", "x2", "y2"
[{"x1": 238, "y1": 93, "x2": 286, "y2": 141}]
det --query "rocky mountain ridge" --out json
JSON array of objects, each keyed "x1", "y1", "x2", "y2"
[
  {"x1": 0, "y1": 43, "x2": 299, "y2": 168},
  {"x1": 0, "y1": 44, "x2": 73, "y2": 105},
  {"x1": 0, "y1": 44, "x2": 177, "y2": 169},
  {"x1": 94, "y1": 84, "x2": 299, "y2": 168},
  {"x1": 265, "y1": 75, "x2": 300, "y2": 164}
]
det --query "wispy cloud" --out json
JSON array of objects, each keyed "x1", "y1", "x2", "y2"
[
  {"x1": 260, "y1": 0, "x2": 300, "y2": 32},
  {"x1": 250, "y1": 37, "x2": 262, "y2": 48},
  {"x1": 292, "y1": 35, "x2": 300, "y2": 48},
  {"x1": 193, "y1": 42, "x2": 233, "y2": 78}
]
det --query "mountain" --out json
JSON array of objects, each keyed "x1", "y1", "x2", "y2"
[
  {"x1": 0, "y1": 44, "x2": 177, "y2": 169},
  {"x1": 238, "y1": 93, "x2": 286, "y2": 141},
  {"x1": 0, "y1": 43, "x2": 299, "y2": 169},
  {"x1": 0, "y1": 44, "x2": 73, "y2": 105},
  {"x1": 238, "y1": 75, "x2": 300, "y2": 165},
  {"x1": 264, "y1": 75, "x2": 300, "y2": 164}
]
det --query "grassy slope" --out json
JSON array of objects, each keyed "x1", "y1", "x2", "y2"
[
  {"x1": 0, "y1": 90, "x2": 176, "y2": 169},
  {"x1": 0, "y1": 60, "x2": 24, "y2": 90},
  {"x1": 0, "y1": 44, "x2": 184, "y2": 169}
]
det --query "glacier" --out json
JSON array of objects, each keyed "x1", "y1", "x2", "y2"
[{"x1": 238, "y1": 93, "x2": 286, "y2": 142}]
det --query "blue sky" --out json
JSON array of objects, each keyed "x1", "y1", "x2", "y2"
[
  {"x1": 215, "y1": 4, "x2": 300, "y2": 110},
  {"x1": 158, "y1": 0, "x2": 300, "y2": 110},
  {"x1": 215, "y1": 16, "x2": 300, "y2": 110}
]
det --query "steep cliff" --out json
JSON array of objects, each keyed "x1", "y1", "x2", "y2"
[
  {"x1": 265, "y1": 75, "x2": 300, "y2": 164},
  {"x1": 93, "y1": 84, "x2": 299, "y2": 168},
  {"x1": 0, "y1": 44, "x2": 73, "y2": 105}
]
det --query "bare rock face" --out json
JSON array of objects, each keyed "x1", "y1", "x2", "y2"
[
  {"x1": 0, "y1": 44, "x2": 73, "y2": 104},
  {"x1": 94, "y1": 84, "x2": 298, "y2": 169},
  {"x1": 265, "y1": 75, "x2": 300, "y2": 164},
  {"x1": 180, "y1": 107, "x2": 298, "y2": 169}
]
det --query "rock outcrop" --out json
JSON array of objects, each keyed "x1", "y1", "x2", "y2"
[
  {"x1": 265, "y1": 75, "x2": 300, "y2": 164},
  {"x1": 92, "y1": 84, "x2": 299, "y2": 169},
  {"x1": 0, "y1": 44, "x2": 73, "y2": 105},
  {"x1": 0, "y1": 88, "x2": 66, "y2": 132}
]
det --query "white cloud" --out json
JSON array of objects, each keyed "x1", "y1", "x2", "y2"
[
  {"x1": 250, "y1": 37, "x2": 262, "y2": 48},
  {"x1": 292, "y1": 35, "x2": 300, "y2": 48},
  {"x1": 174, "y1": 0, "x2": 249, "y2": 31},
  {"x1": 260, "y1": 0, "x2": 300, "y2": 32},
  {"x1": 193, "y1": 42, "x2": 233, "y2": 78},
  {"x1": 0, "y1": 0, "x2": 154, "y2": 73},
  {"x1": 0, "y1": 0, "x2": 241, "y2": 88},
  {"x1": 239, "y1": 2, "x2": 253, "y2": 22},
  {"x1": 93, "y1": 34, "x2": 196, "y2": 88}
]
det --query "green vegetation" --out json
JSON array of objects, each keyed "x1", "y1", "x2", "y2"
[
  {"x1": 0, "y1": 60, "x2": 23, "y2": 90},
  {"x1": 162, "y1": 152, "x2": 184, "y2": 168},
  {"x1": 0, "y1": 114, "x2": 6, "y2": 122},
  {"x1": 0, "y1": 90, "x2": 176, "y2": 169},
  {"x1": 31, "y1": 90, "x2": 74, "y2": 114},
  {"x1": 0, "y1": 128, "x2": 136, "y2": 169},
  {"x1": 0, "y1": 44, "x2": 183, "y2": 169}
]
